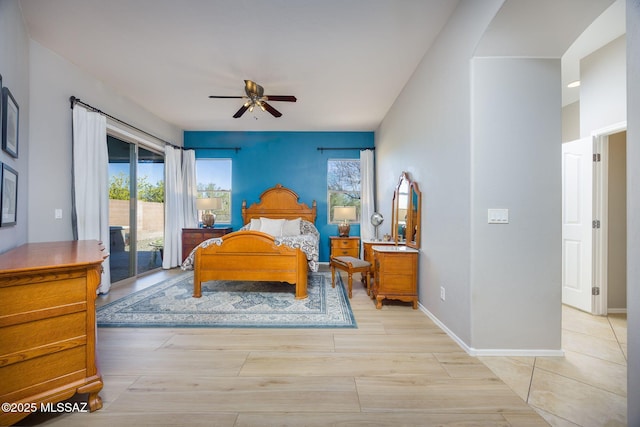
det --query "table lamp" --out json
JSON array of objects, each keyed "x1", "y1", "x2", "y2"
[
  {"x1": 197, "y1": 197, "x2": 222, "y2": 228},
  {"x1": 333, "y1": 206, "x2": 357, "y2": 237}
]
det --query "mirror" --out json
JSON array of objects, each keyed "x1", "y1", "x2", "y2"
[{"x1": 391, "y1": 172, "x2": 421, "y2": 249}]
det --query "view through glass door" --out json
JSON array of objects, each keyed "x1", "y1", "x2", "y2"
[{"x1": 108, "y1": 136, "x2": 164, "y2": 282}]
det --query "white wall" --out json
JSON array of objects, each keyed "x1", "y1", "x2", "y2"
[
  {"x1": 562, "y1": 101, "x2": 580, "y2": 142},
  {"x1": 626, "y1": 1, "x2": 639, "y2": 424},
  {"x1": 580, "y1": 35, "x2": 626, "y2": 137},
  {"x1": 471, "y1": 58, "x2": 561, "y2": 350},
  {"x1": 28, "y1": 40, "x2": 183, "y2": 243},
  {"x1": 376, "y1": 0, "x2": 504, "y2": 345},
  {"x1": 0, "y1": 0, "x2": 30, "y2": 253},
  {"x1": 378, "y1": 1, "x2": 566, "y2": 353}
]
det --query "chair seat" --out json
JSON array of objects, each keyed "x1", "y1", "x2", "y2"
[
  {"x1": 330, "y1": 256, "x2": 371, "y2": 298},
  {"x1": 331, "y1": 256, "x2": 370, "y2": 269}
]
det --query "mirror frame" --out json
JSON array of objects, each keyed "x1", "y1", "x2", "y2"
[{"x1": 391, "y1": 171, "x2": 421, "y2": 249}]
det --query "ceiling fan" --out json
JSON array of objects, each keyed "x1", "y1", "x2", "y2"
[{"x1": 209, "y1": 80, "x2": 297, "y2": 118}]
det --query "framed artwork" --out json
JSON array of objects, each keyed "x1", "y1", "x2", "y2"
[
  {"x1": 2, "y1": 86, "x2": 19, "y2": 158},
  {"x1": 1, "y1": 162, "x2": 18, "y2": 227},
  {"x1": 0, "y1": 74, "x2": 3, "y2": 144}
]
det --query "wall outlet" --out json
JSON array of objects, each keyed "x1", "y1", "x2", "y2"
[
  {"x1": 440, "y1": 286, "x2": 445, "y2": 301},
  {"x1": 54, "y1": 209, "x2": 63, "y2": 219}
]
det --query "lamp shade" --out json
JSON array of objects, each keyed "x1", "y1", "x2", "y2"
[
  {"x1": 333, "y1": 206, "x2": 357, "y2": 222},
  {"x1": 197, "y1": 197, "x2": 222, "y2": 210}
]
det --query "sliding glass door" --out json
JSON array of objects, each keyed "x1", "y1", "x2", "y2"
[
  {"x1": 136, "y1": 147, "x2": 165, "y2": 275},
  {"x1": 108, "y1": 136, "x2": 164, "y2": 282}
]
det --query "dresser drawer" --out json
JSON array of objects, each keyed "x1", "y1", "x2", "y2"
[
  {"x1": 331, "y1": 239, "x2": 359, "y2": 249},
  {"x1": 333, "y1": 248, "x2": 358, "y2": 257},
  {"x1": 329, "y1": 237, "x2": 360, "y2": 258}
]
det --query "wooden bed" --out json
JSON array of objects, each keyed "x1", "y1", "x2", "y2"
[{"x1": 192, "y1": 184, "x2": 317, "y2": 299}]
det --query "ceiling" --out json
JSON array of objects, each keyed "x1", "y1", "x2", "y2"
[{"x1": 19, "y1": 0, "x2": 623, "y2": 132}]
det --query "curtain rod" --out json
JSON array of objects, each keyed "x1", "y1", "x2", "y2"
[
  {"x1": 70, "y1": 96, "x2": 243, "y2": 152},
  {"x1": 70, "y1": 96, "x2": 180, "y2": 149},
  {"x1": 317, "y1": 147, "x2": 375, "y2": 153}
]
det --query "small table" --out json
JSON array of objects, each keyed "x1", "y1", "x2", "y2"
[{"x1": 149, "y1": 240, "x2": 164, "y2": 266}]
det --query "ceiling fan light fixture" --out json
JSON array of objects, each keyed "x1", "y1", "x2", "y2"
[{"x1": 210, "y1": 80, "x2": 296, "y2": 118}]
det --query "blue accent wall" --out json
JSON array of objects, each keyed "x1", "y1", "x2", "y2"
[{"x1": 184, "y1": 131, "x2": 374, "y2": 262}]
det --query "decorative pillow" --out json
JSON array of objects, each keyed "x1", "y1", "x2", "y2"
[
  {"x1": 249, "y1": 218, "x2": 262, "y2": 230},
  {"x1": 259, "y1": 217, "x2": 285, "y2": 236},
  {"x1": 282, "y1": 218, "x2": 302, "y2": 236}
]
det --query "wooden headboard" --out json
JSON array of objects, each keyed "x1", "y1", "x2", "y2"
[{"x1": 241, "y1": 184, "x2": 317, "y2": 224}]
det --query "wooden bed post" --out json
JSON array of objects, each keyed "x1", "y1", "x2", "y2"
[
  {"x1": 295, "y1": 250, "x2": 308, "y2": 299},
  {"x1": 193, "y1": 250, "x2": 203, "y2": 298}
]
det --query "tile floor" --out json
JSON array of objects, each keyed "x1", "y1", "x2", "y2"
[{"x1": 480, "y1": 305, "x2": 628, "y2": 426}]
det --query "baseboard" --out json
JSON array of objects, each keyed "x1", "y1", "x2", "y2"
[
  {"x1": 417, "y1": 302, "x2": 474, "y2": 354},
  {"x1": 418, "y1": 303, "x2": 565, "y2": 358},
  {"x1": 607, "y1": 308, "x2": 627, "y2": 314}
]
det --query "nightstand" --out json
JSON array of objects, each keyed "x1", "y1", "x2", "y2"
[
  {"x1": 182, "y1": 227, "x2": 232, "y2": 261},
  {"x1": 329, "y1": 236, "x2": 360, "y2": 258}
]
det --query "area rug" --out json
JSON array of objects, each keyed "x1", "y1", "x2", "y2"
[{"x1": 97, "y1": 271, "x2": 356, "y2": 328}]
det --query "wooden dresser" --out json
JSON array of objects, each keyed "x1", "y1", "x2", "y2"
[
  {"x1": 329, "y1": 236, "x2": 360, "y2": 258},
  {"x1": 372, "y1": 245, "x2": 419, "y2": 309},
  {"x1": 182, "y1": 227, "x2": 232, "y2": 262},
  {"x1": 0, "y1": 240, "x2": 107, "y2": 426},
  {"x1": 362, "y1": 240, "x2": 397, "y2": 280}
]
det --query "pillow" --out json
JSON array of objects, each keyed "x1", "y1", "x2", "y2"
[
  {"x1": 249, "y1": 218, "x2": 262, "y2": 230},
  {"x1": 259, "y1": 217, "x2": 285, "y2": 236},
  {"x1": 281, "y1": 218, "x2": 302, "y2": 236}
]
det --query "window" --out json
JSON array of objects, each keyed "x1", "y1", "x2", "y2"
[
  {"x1": 196, "y1": 158, "x2": 232, "y2": 224},
  {"x1": 327, "y1": 159, "x2": 361, "y2": 223}
]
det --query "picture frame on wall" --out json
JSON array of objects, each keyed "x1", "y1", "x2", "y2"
[
  {"x1": 0, "y1": 73, "x2": 3, "y2": 142},
  {"x1": 2, "y1": 86, "x2": 19, "y2": 158},
  {"x1": 1, "y1": 162, "x2": 18, "y2": 227}
]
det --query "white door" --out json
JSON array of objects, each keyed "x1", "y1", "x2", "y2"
[{"x1": 561, "y1": 137, "x2": 594, "y2": 312}]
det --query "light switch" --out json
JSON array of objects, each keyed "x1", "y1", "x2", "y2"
[
  {"x1": 55, "y1": 209, "x2": 63, "y2": 219},
  {"x1": 488, "y1": 208, "x2": 508, "y2": 224}
]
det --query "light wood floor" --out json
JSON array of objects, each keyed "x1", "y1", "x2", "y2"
[{"x1": 20, "y1": 266, "x2": 626, "y2": 426}]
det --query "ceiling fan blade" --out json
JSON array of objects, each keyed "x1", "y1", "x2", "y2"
[
  {"x1": 209, "y1": 95, "x2": 244, "y2": 99},
  {"x1": 265, "y1": 95, "x2": 297, "y2": 102},
  {"x1": 261, "y1": 102, "x2": 282, "y2": 118},
  {"x1": 233, "y1": 104, "x2": 250, "y2": 118}
]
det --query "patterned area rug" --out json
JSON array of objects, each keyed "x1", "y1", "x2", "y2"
[{"x1": 97, "y1": 271, "x2": 356, "y2": 328}]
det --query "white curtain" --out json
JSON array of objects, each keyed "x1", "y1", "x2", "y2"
[
  {"x1": 182, "y1": 150, "x2": 198, "y2": 228},
  {"x1": 163, "y1": 146, "x2": 185, "y2": 269},
  {"x1": 360, "y1": 149, "x2": 376, "y2": 241},
  {"x1": 72, "y1": 106, "x2": 111, "y2": 293}
]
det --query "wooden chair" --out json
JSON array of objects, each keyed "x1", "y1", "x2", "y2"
[{"x1": 330, "y1": 256, "x2": 371, "y2": 298}]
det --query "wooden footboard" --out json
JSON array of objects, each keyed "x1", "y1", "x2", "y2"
[{"x1": 193, "y1": 230, "x2": 308, "y2": 299}]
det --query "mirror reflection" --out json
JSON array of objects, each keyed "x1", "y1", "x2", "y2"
[{"x1": 391, "y1": 172, "x2": 421, "y2": 249}]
